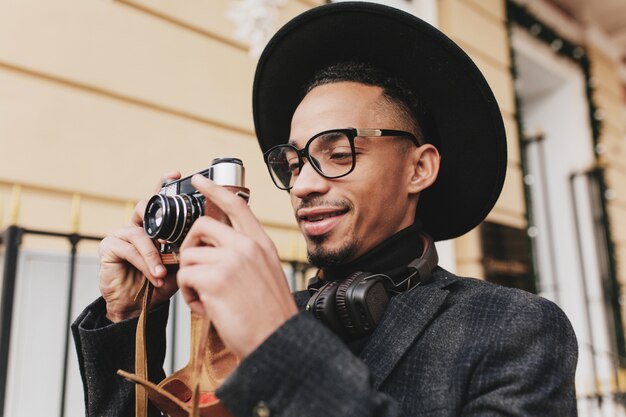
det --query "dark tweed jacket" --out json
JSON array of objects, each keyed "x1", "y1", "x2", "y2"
[{"x1": 72, "y1": 267, "x2": 578, "y2": 417}]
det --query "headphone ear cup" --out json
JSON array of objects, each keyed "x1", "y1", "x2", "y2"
[
  {"x1": 307, "y1": 281, "x2": 345, "y2": 337},
  {"x1": 335, "y1": 272, "x2": 367, "y2": 338}
]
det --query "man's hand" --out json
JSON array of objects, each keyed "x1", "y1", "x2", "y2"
[
  {"x1": 177, "y1": 175, "x2": 298, "y2": 359},
  {"x1": 98, "y1": 172, "x2": 181, "y2": 322}
]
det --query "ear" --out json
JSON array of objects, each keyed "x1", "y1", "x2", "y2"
[{"x1": 407, "y1": 144, "x2": 440, "y2": 195}]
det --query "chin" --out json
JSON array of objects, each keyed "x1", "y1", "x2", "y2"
[{"x1": 306, "y1": 236, "x2": 358, "y2": 268}]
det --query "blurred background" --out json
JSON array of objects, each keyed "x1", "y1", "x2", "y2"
[{"x1": 0, "y1": 0, "x2": 625, "y2": 415}]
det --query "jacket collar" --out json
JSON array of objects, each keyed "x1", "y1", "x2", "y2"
[{"x1": 359, "y1": 267, "x2": 459, "y2": 389}]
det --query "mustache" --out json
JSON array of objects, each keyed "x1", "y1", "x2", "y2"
[{"x1": 295, "y1": 197, "x2": 353, "y2": 213}]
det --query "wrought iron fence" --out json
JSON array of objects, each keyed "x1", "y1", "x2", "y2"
[
  {"x1": 0, "y1": 225, "x2": 312, "y2": 417},
  {"x1": 0, "y1": 226, "x2": 102, "y2": 417}
]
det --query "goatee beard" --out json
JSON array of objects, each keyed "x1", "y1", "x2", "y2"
[
  {"x1": 307, "y1": 235, "x2": 358, "y2": 268},
  {"x1": 296, "y1": 197, "x2": 356, "y2": 267}
]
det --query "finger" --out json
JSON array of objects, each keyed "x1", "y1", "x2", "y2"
[
  {"x1": 114, "y1": 228, "x2": 167, "y2": 286},
  {"x1": 179, "y1": 216, "x2": 240, "y2": 251},
  {"x1": 154, "y1": 171, "x2": 182, "y2": 193},
  {"x1": 191, "y1": 175, "x2": 277, "y2": 254},
  {"x1": 178, "y1": 246, "x2": 242, "y2": 272},
  {"x1": 179, "y1": 217, "x2": 280, "y2": 277},
  {"x1": 129, "y1": 172, "x2": 182, "y2": 227},
  {"x1": 129, "y1": 200, "x2": 148, "y2": 227},
  {"x1": 178, "y1": 246, "x2": 216, "y2": 266},
  {"x1": 178, "y1": 228, "x2": 286, "y2": 300},
  {"x1": 177, "y1": 263, "x2": 219, "y2": 287},
  {"x1": 177, "y1": 265, "x2": 215, "y2": 316},
  {"x1": 179, "y1": 285, "x2": 205, "y2": 316},
  {"x1": 102, "y1": 238, "x2": 156, "y2": 284},
  {"x1": 191, "y1": 175, "x2": 263, "y2": 239}
]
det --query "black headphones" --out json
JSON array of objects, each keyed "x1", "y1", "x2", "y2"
[{"x1": 306, "y1": 233, "x2": 439, "y2": 340}]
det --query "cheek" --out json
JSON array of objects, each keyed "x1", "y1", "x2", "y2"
[
  {"x1": 350, "y1": 181, "x2": 391, "y2": 220},
  {"x1": 290, "y1": 191, "x2": 303, "y2": 210},
  {"x1": 352, "y1": 167, "x2": 410, "y2": 223},
  {"x1": 357, "y1": 189, "x2": 399, "y2": 219}
]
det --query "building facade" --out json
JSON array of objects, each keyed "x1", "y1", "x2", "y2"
[{"x1": 0, "y1": 0, "x2": 625, "y2": 415}]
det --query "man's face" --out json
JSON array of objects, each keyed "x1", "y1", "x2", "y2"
[{"x1": 289, "y1": 82, "x2": 419, "y2": 267}]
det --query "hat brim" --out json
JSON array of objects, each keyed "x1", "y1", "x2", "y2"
[{"x1": 253, "y1": 1, "x2": 507, "y2": 241}]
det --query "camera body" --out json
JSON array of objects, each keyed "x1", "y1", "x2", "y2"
[{"x1": 143, "y1": 157, "x2": 250, "y2": 264}]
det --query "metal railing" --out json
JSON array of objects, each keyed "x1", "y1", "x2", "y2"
[
  {"x1": 0, "y1": 225, "x2": 312, "y2": 417},
  {"x1": 0, "y1": 226, "x2": 102, "y2": 417}
]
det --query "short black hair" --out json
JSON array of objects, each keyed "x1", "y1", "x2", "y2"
[{"x1": 303, "y1": 62, "x2": 428, "y2": 144}]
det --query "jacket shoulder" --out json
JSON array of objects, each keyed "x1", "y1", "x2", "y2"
[{"x1": 430, "y1": 267, "x2": 575, "y2": 335}]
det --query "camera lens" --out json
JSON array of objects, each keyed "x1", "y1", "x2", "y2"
[{"x1": 144, "y1": 194, "x2": 204, "y2": 244}]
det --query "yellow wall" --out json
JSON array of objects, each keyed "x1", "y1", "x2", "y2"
[
  {"x1": 0, "y1": 0, "x2": 322, "y2": 261},
  {"x1": 438, "y1": 0, "x2": 524, "y2": 278},
  {"x1": 438, "y1": 0, "x2": 626, "y2": 293},
  {"x1": 588, "y1": 46, "x2": 626, "y2": 308},
  {"x1": 3, "y1": 0, "x2": 618, "y2": 281}
]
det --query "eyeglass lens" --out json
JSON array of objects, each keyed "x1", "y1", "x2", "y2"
[{"x1": 266, "y1": 131, "x2": 355, "y2": 189}]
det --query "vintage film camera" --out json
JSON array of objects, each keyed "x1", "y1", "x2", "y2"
[{"x1": 143, "y1": 157, "x2": 250, "y2": 265}]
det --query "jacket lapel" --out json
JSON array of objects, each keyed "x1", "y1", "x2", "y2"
[{"x1": 359, "y1": 270, "x2": 458, "y2": 389}]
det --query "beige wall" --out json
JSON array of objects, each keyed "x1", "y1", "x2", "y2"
[
  {"x1": 588, "y1": 46, "x2": 626, "y2": 312},
  {"x1": 437, "y1": 0, "x2": 626, "y2": 297},
  {"x1": 0, "y1": 0, "x2": 323, "y2": 261},
  {"x1": 439, "y1": 0, "x2": 524, "y2": 279},
  {"x1": 3, "y1": 0, "x2": 617, "y2": 279}
]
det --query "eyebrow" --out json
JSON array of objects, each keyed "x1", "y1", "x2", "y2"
[
  {"x1": 288, "y1": 130, "x2": 348, "y2": 148},
  {"x1": 317, "y1": 131, "x2": 345, "y2": 144}
]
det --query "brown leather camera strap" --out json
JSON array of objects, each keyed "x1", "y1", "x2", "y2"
[
  {"x1": 135, "y1": 277, "x2": 153, "y2": 417},
  {"x1": 123, "y1": 277, "x2": 217, "y2": 417},
  {"x1": 119, "y1": 270, "x2": 240, "y2": 417},
  {"x1": 190, "y1": 315, "x2": 211, "y2": 417}
]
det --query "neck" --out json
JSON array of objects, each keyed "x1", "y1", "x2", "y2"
[{"x1": 320, "y1": 221, "x2": 424, "y2": 283}]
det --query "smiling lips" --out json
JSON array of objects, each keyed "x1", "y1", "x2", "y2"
[{"x1": 297, "y1": 207, "x2": 349, "y2": 237}]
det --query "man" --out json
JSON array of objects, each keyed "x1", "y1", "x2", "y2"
[{"x1": 73, "y1": 2, "x2": 578, "y2": 416}]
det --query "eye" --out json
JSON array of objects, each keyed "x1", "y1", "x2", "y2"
[
  {"x1": 330, "y1": 152, "x2": 351, "y2": 160},
  {"x1": 287, "y1": 159, "x2": 300, "y2": 174},
  {"x1": 329, "y1": 148, "x2": 353, "y2": 163}
]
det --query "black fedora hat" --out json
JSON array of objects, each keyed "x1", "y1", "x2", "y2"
[{"x1": 253, "y1": 1, "x2": 507, "y2": 241}]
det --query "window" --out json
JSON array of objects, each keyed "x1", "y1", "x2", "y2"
[{"x1": 480, "y1": 222, "x2": 536, "y2": 293}]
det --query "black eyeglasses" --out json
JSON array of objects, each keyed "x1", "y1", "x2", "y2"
[{"x1": 263, "y1": 128, "x2": 421, "y2": 190}]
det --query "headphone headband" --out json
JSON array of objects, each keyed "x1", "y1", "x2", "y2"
[{"x1": 391, "y1": 233, "x2": 439, "y2": 293}]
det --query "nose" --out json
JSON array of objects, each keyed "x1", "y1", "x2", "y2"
[{"x1": 290, "y1": 158, "x2": 331, "y2": 199}]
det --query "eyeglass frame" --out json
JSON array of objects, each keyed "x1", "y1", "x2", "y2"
[{"x1": 262, "y1": 127, "x2": 423, "y2": 190}]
